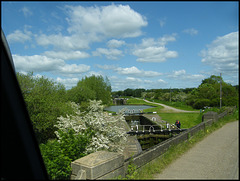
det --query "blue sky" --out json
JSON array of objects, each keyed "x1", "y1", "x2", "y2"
[{"x1": 1, "y1": 1, "x2": 239, "y2": 91}]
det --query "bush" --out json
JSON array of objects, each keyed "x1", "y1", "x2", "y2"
[
  {"x1": 193, "y1": 99, "x2": 211, "y2": 109},
  {"x1": 40, "y1": 129, "x2": 90, "y2": 180},
  {"x1": 40, "y1": 140, "x2": 72, "y2": 180},
  {"x1": 55, "y1": 100, "x2": 128, "y2": 154}
]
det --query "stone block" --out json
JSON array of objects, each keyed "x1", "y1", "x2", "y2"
[{"x1": 71, "y1": 151, "x2": 124, "y2": 180}]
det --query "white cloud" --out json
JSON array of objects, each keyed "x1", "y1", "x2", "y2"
[
  {"x1": 12, "y1": 54, "x2": 64, "y2": 72},
  {"x1": 56, "y1": 77, "x2": 79, "y2": 89},
  {"x1": 12, "y1": 54, "x2": 90, "y2": 76},
  {"x1": 7, "y1": 29, "x2": 32, "y2": 43},
  {"x1": 58, "y1": 64, "x2": 90, "y2": 75},
  {"x1": 200, "y1": 31, "x2": 239, "y2": 74},
  {"x1": 65, "y1": 4, "x2": 147, "y2": 38},
  {"x1": 172, "y1": 69, "x2": 186, "y2": 76},
  {"x1": 43, "y1": 50, "x2": 90, "y2": 60},
  {"x1": 36, "y1": 33, "x2": 90, "y2": 50},
  {"x1": 92, "y1": 48, "x2": 123, "y2": 60},
  {"x1": 157, "y1": 79, "x2": 167, "y2": 84},
  {"x1": 95, "y1": 64, "x2": 117, "y2": 70},
  {"x1": 133, "y1": 35, "x2": 178, "y2": 62},
  {"x1": 107, "y1": 39, "x2": 126, "y2": 48},
  {"x1": 183, "y1": 28, "x2": 198, "y2": 36},
  {"x1": 168, "y1": 69, "x2": 205, "y2": 81},
  {"x1": 116, "y1": 66, "x2": 162, "y2": 77}
]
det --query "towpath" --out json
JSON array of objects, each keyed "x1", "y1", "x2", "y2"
[
  {"x1": 153, "y1": 120, "x2": 239, "y2": 180},
  {"x1": 140, "y1": 99, "x2": 199, "y2": 113}
]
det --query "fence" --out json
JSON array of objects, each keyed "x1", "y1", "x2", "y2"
[{"x1": 71, "y1": 108, "x2": 235, "y2": 180}]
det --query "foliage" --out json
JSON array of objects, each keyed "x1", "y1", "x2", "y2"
[
  {"x1": 16, "y1": 72, "x2": 75, "y2": 144},
  {"x1": 40, "y1": 140, "x2": 72, "y2": 180},
  {"x1": 67, "y1": 75, "x2": 112, "y2": 106},
  {"x1": 187, "y1": 75, "x2": 239, "y2": 109},
  {"x1": 39, "y1": 129, "x2": 89, "y2": 180},
  {"x1": 126, "y1": 158, "x2": 138, "y2": 179},
  {"x1": 55, "y1": 100, "x2": 129, "y2": 154}
]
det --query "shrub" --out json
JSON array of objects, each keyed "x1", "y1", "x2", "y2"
[
  {"x1": 55, "y1": 100, "x2": 128, "y2": 154},
  {"x1": 40, "y1": 129, "x2": 90, "y2": 180}
]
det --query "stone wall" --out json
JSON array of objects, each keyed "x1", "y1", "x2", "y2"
[{"x1": 71, "y1": 108, "x2": 235, "y2": 180}]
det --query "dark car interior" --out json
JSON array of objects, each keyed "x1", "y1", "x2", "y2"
[{"x1": 1, "y1": 29, "x2": 49, "y2": 179}]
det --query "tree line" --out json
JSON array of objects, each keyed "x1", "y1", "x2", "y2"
[{"x1": 112, "y1": 75, "x2": 239, "y2": 109}]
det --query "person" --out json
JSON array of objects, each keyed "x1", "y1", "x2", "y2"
[{"x1": 175, "y1": 120, "x2": 181, "y2": 129}]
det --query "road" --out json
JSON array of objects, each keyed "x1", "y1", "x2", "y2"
[
  {"x1": 153, "y1": 120, "x2": 239, "y2": 180},
  {"x1": 142, "y1": 99, "x2": 199, "y2": 113}
]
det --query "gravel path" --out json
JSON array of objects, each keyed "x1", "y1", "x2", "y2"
[
  {"x1": 142, "y1": 99, "x2": 199, "y2": 113},
  {"x1": 153, "y1": 120, "x2": 239, "y2": 180}
]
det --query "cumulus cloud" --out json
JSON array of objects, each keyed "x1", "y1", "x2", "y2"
[
  {"x1": 7, "y1": 29, "x2": 32, "y2": 43},
  {"x1": 12, "y1": 54, "x2": 90, "y2": 76},
  {"x1": 36, "y1": 33, "x2": 90, "y2": 50},
  {"x1": 56, "y1": 77, "x2": 79, "y2": 89},
  {"x1": 65, "y1": 4, "x2": 147, "y2": 38},
  {"x1": 92, "y1": 48, "x2": 123, "y2": 60},
  {"x1": 133, "y1": 34, "x2": 178, "y2": 62},
  {"x1": 116, "y1": 66, "x2": 162, "y2": 77},
  {"x1": 168, "y1": 69, "x2": 205, "y2": 80},
  {"x1": 58, "y1": 64, "x2": 90, "y2": 75},
  {"x1": 200, "y1": 31, "x2": 238, "y2": 74},
  {"x1": 95, "y1": 64, "x2": 117, "y2": 70},
  {"x1": 107, "y1": 39, "x2": 126, "y2": 48},
  {"x1": 43, "y1": 50, "x2": 90, "y2": 60}
]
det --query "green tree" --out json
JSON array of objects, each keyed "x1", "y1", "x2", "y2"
[
  {"x1": 187, "y1": 75, "x2": 238, "y2": 109},
  {"x1": 17, "y1": 72, "x2": 74, "y2": 143},
  {"x1": 67, "y1": 75, "x2": 112, "y2": 105}
]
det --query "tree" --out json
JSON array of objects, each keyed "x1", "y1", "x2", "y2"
[
  {"x1": 67, "y1": 75, "x2": 112, "y2": 105},
  {"x1": 17, "y1": 72, "x2": 74, "y2": 143},
  {"x1": 186, "y1": 75, "x2": 238, "y2": 109}
]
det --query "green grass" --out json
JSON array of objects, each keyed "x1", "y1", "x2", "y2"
[
  {"x1": 121, "y1": 109, "x2": 239, "y2": 180},
  {"x1": 159, "y1": 113, "x2": 202, "y2": 129}
]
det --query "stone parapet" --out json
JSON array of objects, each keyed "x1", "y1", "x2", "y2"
[{"x1": 71, "y1": 151, "x2": 124, "y2": 180}]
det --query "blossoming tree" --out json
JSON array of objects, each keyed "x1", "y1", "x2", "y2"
[{"x1": 55, "y1": 100, "x2": 128, "y2": 154}]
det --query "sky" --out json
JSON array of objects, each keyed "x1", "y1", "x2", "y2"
[{"x1": 1, "y1": 1, "x2": 239, "y2": 91}]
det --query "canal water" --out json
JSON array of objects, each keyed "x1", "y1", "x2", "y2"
[{"x1": 104, "y1": 105, "x2": 154, "y2": 113}]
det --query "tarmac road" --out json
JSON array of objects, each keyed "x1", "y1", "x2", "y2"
[{"x1": 154, "y1": 120, "x2": 239, "y2": 180}]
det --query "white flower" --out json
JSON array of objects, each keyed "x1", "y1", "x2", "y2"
[{"x1": 55, "y1": 100, "x2": 128, "y2": 154}]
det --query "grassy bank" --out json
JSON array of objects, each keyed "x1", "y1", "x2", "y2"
[
  {"x1": 159, "y1": 113, "x2": 201, "y2": 129},
  {"x1": 123, "y1": 109, "x2": 239, "y2": 180}
]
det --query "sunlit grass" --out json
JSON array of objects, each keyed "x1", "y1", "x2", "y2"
[{"x1": 159, "y1": 113, "x2": 201, "y2": 128}]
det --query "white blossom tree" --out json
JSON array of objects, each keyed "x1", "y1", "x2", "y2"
[{"x1": 55, "y1": 100, "x2": 128, "y2": 154}]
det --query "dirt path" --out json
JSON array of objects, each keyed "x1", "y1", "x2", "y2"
[
  {"x1": 153, "y1": 120, "x2": 239, "y2": 180},
  {"x1": 142, "y1": 99, "x2": 199, "y2": 113}
]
